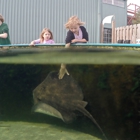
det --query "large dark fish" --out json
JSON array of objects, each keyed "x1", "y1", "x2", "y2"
[{"x1": 32, "y1": 71, "x2": 108, "y2": 140}]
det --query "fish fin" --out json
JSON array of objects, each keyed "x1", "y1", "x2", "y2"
[
  {"x1": 83, "y1": 109, "x2": 108, "y2": 140},
  {"x1": 32, "y1": 102, "x2": 64, "y2": 122}
]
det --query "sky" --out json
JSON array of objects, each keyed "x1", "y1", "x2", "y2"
[
  {"x1": 127, "y1": 0, "x2": 140, "y2": 6},
  {"x1": 127, "y1": 0, "x2": 140, "y2": 11}
]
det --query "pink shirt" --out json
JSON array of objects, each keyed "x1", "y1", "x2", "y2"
[
  {"x1": 74, "y1": 28, "x2": 83, "y2": 39},
  {"x1": 34, "y1": 39, "x2": 55, "y2": 44}
]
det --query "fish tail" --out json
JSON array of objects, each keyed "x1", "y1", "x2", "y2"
[{"x1": 77, "y1": 106, "x2": 108, "y2": 140}]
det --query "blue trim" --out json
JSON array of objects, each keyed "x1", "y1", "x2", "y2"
[{"x1": 0, "y1": 43, "x2": 140, "y2": 47}]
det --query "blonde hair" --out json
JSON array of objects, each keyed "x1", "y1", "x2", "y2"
[
  {"x1": 0, "y1": 14, "x2": 4, "y2": 23},
  {"x1": 40, "y1": 28, "x2": 53, "y2": 43},
  {"x1": 65, "y1": 16, "x2": 85, "y2": 29}
]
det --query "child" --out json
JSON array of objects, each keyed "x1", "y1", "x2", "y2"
[
  {"x1": 30, "y1": 28, "x2": 55, "y2": 45},
  {"x1": 0, "y1": 14, "x2": 11, "y2": 45},
  {"x1": 59, "y1": 16, "x2": 89, "y2": 79},
  {"x1": 65, "y1": 15, "x2": 89, "y2": 48}
]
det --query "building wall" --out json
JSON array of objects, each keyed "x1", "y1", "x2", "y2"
[
  {"x1": 0, "y1": 0, "x2": 127, "y2": 44},
  {"x1": 0, "y1": 0, "x2": 102, "y2": 44},
  {"x1": 102, "y1": 2, "x2": 127, "y2": 28}
]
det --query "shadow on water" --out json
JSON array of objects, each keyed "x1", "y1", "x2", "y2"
[{"x1": 0, "y1": 64, "x2": 139, "y2": 140}]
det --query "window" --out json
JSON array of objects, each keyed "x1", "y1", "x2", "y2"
[
  {"x1": 103, "y1": 28, "x2": 112, "y2": 43},
  {"x1": 103, "y1": 0, "x2": 112, "y2": 4},
  {"x1": 103, "y1": 0, "x2": 125, "y2": 7},
  {"x1": 114, "y1": 0, "x2": 125, "y2": 7}
]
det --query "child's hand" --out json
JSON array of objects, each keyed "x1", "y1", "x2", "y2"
[
  {"x1": 29, "y1": 41, "x2": 35, "y2": 46},
  {"x1": 71, "y1": 39, "x2": 78, "y2": 43},
  {"x1": 58, "y1": 64, "x2": 69, "y2": 79},
  {"x1": 65, "y1": 43, "x2": 70, "y2": 48}
]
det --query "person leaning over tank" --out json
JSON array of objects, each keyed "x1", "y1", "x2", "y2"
[
  {"x1": 59, "y1": 15, "x2": 89, "y2": 79},
  {"x1": 30, "y1": 28, "x2": 55, "y2": 46},
  {"x1": 65, "y1": 15, "x2": 88, "y2": 48},
  {"x1": 0, "y1": 14, "x2": 11, "y2": 45}
]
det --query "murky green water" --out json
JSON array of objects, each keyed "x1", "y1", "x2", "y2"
[
  {"x1": 0, "y1": 47, "x2": 139, "y2": 140},
  {"x1": 0, "y1": 47, "x2": 140, "y2": 64}
]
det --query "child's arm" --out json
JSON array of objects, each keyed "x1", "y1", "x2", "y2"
[
  {"x1": 58, "y1": 43, "x2": 70, "y2": 79},
  {"x1": 82, "y1": 26, "x2": 89, "y2": 41},
  {"x1": 58, "y1": 63, "x2": 69, "y2": 79},
  {"x1": 71, "y1": 38, "x2": 87, "y2": 43},
  {"x1": 72, "y1": 26, "x2": 88, "y2": 43},
  {"x1": 65, "y1": 31, "x2": 74, "y2": 45},
  {"x1": 0, "y1": 33, "x2": 8, "y2": 38},
  {"x1": 30, "y1": 39, "x2": 40, "y2": 46},
  {"x1": 50, "y1": 40, "x2": 55, "y2": 44},
  {"x1": 0, "y1": 24, "x2": 9, "y2": 38},
  {"x1": 30, "y1": 40, "x2": 35, "y2": 46},
  {"x1": 65, "y1": 43, "x2": 70, "y2": 48}
]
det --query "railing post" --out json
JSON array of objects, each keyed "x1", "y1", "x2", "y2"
[
  {"x1": 132, "y1": 24, "x2": 137, "y2": 43},
  {"x1": 112, "y1": 20, "x2": 115, "y2": 43},
  {"x1": 100, "y1": 23, "x2": 104, "y2": 43}
]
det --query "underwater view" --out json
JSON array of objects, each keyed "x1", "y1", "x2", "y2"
[{"x1": 0, "y1": 47, "x2": 139, "y2": 140}]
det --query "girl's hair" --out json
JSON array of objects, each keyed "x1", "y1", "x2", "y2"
[
  {"x1": 40, "y1": 28, "x2": 53, "y2": 43},
  {"x1": 0, "y1": 14, "x2": 4, "y2": 22},
  {"x1": 65, "y1": 15, "x2": 85, "y2": 29}
]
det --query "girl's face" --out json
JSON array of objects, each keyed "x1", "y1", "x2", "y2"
[
  {"x1": 43, "y1": 31, "x2": 51, "y2": 40},
  {"x1": 69, "y1": 24, "x2": 80, "y2": 34}
]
